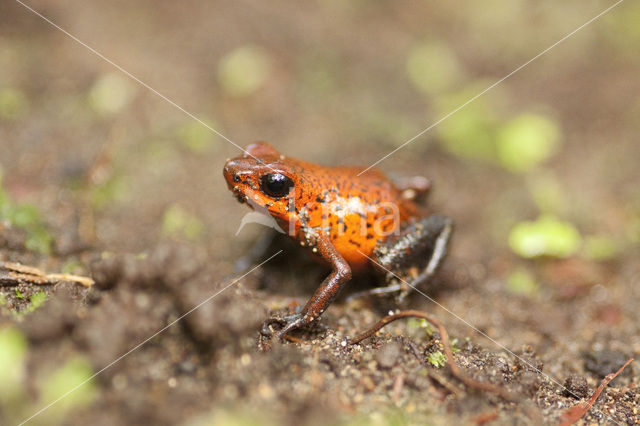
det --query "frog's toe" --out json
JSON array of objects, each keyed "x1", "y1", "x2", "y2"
[
  {"x1": 260, "y1": 316, "x2": 285, "y2": 337},
  {"x1": 260, "y1": 313, "x2": 309, "y2": 338},
  {"x1": 276, "y1": 314, "x2": 308, "y2": 338}
]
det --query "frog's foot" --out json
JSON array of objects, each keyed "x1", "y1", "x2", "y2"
[{"x1": 260, "y1": 313, "x2": 309, "y2": 339}]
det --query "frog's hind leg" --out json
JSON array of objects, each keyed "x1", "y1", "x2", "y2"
[
  {"x1": 350, "y1": 215, "x2": 452, "y2": 303},
  {"x1": 405, "y1": 215, "x2": 453, "y2": 289},
  {"x1": 345, "y1": 283, "x2": 404, "y2": 303}
]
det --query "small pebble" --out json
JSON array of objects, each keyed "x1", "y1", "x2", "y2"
[
  {"x1": 377, "y1": 341, "x2": 402, "y2": 369},
  {"x1": 564, "y1": 374, "x2": 589, "y2": 399}
]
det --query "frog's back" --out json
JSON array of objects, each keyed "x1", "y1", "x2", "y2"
[{"x1": 291, "y1": 159, "x2": 418, "y2": 271}]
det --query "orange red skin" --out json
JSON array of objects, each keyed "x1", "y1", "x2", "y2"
[{"x1": 223, "y1": 142, "x2": 420, "y2": 272}]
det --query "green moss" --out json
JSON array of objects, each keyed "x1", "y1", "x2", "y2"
[
  {"x1": 508, "y1": 215, "x2": 581, "y2": 258},
  {"x1": 426, "y1": 351, "x2": 446, "y2": 369},
  {"x1": 407, "y1": 318, "x2": 436, "y2": 336},
  {"x1": 0, "y1": 173, "x2": 53, "y2": 254},
  {"x1": 26, "y1": 292, "x2": 47, "y2": 313}
]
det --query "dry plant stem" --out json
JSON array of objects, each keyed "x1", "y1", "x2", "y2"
[
  {"x1": 559, "y1": 357, "x2": 634, "y2": 426},
  {"x1": 283, "y1": 334, "x2": 306, "y2": 344},
  {"x1": 349, "y1": 309, "x2": 519, "y2": 402},
  {"x1": 0, "y1": 261, "x2": 95, "y2": 287}
]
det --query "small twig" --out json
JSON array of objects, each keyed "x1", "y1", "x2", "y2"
[
  {"x1": 349, "y1": 309, "x2": 518, "y2": 402},
  {"x1": 559, "y1": 357, "x2": 634, "y2": 426},
  {"x1": 283, "y1": 334, "x2": 306, "y2": 344},
  {"x1": 45, "y1": 273, "x2": 95, "y2": 287},
  {"x1": 0, "y1": 261, "x2": 94, "y2": 287}
]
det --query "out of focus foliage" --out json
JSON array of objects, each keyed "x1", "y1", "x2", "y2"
[
  {"x1": 0, "y1": 171, "x2": 53, "y2": 254},
  {"x1": 218, "y1": 46, "x2": 272, "y2": 97},
  {"x1": 0, "y1": 327, "x2": 96, "y2": 424},
  {"x1": 508, "y1": 215, "x2": 581, "y2": 258},
  {"x1": 88, "y1": 72, "x2": 136, "y2": 115},
  {"x1": 0, "y1": 87, "x2": 28, "y2": 120},
  {"x1": 162, "y1": 204, "x2": 205, "y2": 241}
]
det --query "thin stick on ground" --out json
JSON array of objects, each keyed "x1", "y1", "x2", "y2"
[
  {"x1": 559, "y1": 357, "x2": 634, "y2": 426},
  {"x1": 349, "y1": 309, "x2": 519, "y2": 402},
  {"x1": 0, "y1": 261, "x2": 95, "y2": 287}
]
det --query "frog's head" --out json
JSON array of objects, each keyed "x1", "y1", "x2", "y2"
[{"x1": 223, "y1": 142, "x2": 298, "y2": 225}]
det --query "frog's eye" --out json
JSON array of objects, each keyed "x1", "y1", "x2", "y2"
[{"x1": 260, "y1": 173, "x2": 294, "y2": 198}]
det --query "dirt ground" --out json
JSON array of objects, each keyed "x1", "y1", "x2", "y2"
[{"x1": 1, "y1": 1, "x2": 639, "y2": 425}]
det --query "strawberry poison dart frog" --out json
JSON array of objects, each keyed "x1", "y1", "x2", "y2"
[{"x1": 223, "y1": 142, "x2": 452, "y2": 337}]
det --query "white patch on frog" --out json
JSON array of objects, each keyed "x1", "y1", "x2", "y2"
[
  {"x1": 235, "y1": 210, "x2": 285, "y2": 235},
  {"x1": 330, "y1": 196, "x2": 367, "y2": 219}
]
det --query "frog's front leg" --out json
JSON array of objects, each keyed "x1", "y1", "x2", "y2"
[{"x1": 267, "y1": 231, "x2": 352, "y2": 338}]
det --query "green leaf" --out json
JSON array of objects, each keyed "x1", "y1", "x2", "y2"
[
  {"x1": 496, "y1": 113, "x2": 560, "y2": 173},
  {"x1": 218, "y1": 46, "x2": 272, "y2": 97},
  {"x1": 509, "y1": 215, "x2": 581, "y2": 258}
]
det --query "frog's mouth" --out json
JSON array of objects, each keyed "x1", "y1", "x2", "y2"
[
  {"x1": 231, "y1": 186, "x2": 249, "y2": 205},
  {"x1": 231, "y1": 186, "x2": 267, "y2": 214}
]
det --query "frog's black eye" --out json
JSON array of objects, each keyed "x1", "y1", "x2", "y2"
[{"x1": 260, "y1": 173, "x2": 294, "y2": 198}]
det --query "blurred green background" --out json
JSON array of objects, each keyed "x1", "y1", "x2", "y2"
[{"x1": 1, "y1": 0, "x2": 639, "y2": 424}]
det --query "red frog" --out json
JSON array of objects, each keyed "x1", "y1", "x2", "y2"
[{"x1": 223, "y1": 142, "x2": 452, "y2": 337}]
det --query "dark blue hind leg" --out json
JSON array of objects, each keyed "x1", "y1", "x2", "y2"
[{"x1": 348, "y1": 215, "x2": 452, "y2": 303}]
